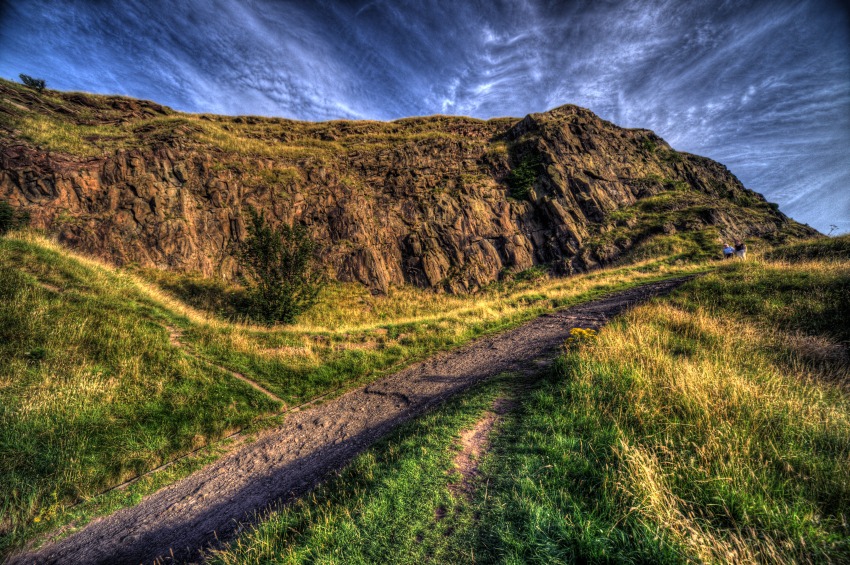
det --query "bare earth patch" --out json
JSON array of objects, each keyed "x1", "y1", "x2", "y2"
[
  {"x1": 450, "y1": 397, "x2": 515, "y2": 498},
  {"x1": 8, "y1": 277, "x2": 691, "y2": 565}
]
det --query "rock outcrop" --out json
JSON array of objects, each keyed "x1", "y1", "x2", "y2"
[{"x1": 0, "y1": 80, "x2": 816, "y2": 292}]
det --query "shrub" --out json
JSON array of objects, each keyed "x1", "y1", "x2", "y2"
[
  {"x1": 237, "y1": 208, "x2": 323, "y2": 325},
  {"x1": 660, "y1": 149, "x2": 683, "y2": 163},
  {"x1": 639, "y1": 137, "x2": 657, "y2": 154},
  {"x1": 19, "y1": 74, "x2": 46, "y2": 93},
  {"x1": 506, "y1": 153, "x2": 542, "y2": 200},
  {"x1": 0, "y1": 201, "x2": 30, "y2": 235}
]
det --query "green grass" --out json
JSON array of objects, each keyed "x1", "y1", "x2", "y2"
[
  {"x1": 210, "y1": 238, "x2": 850, "y2": 563},
  {"x1": 583, "y1": 190, "x2": 816, "y2": 268},
  {"x1": 0, "y1": 77, "x2": 503, "y2": 162},
  {"x1": 0, "y1": 235, "x2": 280, "y2": 553},
  {"x1": 0, "y1": 230, "x2": 708, "y2": 557},
  {"x1": 764, "y1": 234, "x2": 850, "y2": 262},
  {"x1": 172, "y1": 259, "x2": 710, "y2": 404},
  {"x1": 210, "y1": 375, "x2": 512, "y2": 565},
  {"x1": 475, "y1": 262, "x2": 849, "y2": 562}
]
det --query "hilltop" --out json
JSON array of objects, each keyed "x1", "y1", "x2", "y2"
[{"x1": 0, "y1": 78, "x2": 816, "y2": 292}]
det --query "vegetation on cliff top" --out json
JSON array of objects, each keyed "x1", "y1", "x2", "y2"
[{"x1": 0, "y1": 78, "x2": 502, "y2": 159}]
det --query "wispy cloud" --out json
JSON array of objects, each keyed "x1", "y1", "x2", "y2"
[{"x1": 1, "y1": 0, "x2": 847, "y2": 232}]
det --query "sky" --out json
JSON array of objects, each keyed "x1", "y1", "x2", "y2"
[{"x1": 1, "y1": 0, "x2": 848, "y2": 234}]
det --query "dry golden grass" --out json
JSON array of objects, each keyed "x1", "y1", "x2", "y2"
[{"x1": 570, "y1": 274, "x2": 849, "y2": 562}]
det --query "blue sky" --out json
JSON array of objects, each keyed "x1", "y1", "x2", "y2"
[{"x1": 1, "y1": 0, "x2": 848, "y2": 233}]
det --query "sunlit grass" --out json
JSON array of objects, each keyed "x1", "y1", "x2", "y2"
[
  {"x1": 167, "y1": 254, "x2": 708, "y2": 402},
  {"x1": 0, "y1": 77, "x2": 492, "y2": 163},
  {"x1": 209, "y1": 240, "x2": 850, "y2": 564},
  {"x1": 563, "y1": 271, "x2": 847, "y2": 561},
  {"x1": 0, "y1": 232, "x2": 280, "y2": 554},
  {"x1": 0, "y1": 229, "x2": 706, "y2": 557},
  {"x1": 15, "y1": 115, "x2": 132, "y2": 156}
]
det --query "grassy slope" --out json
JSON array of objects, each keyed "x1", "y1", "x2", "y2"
[
  {"x1": 210, "y1": 236, "x2": 849, "y2": 564},
  {"x1": 0, "y1": 230, "x2": 707, "y2": 556},
  {"x1": 0, "y1": 78, "x2": 506, "y2": 161},
  {"x1": 134, "y1": 236, "x2": 715, "y2": 405},
  {"x1": 0, "y1": 234, "x2": 281, "y2": 552}
]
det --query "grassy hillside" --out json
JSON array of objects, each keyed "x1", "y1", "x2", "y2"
[
  {"x1": 0, "y1": 233, "x2": 281, "y2": 552},
  {"x1": 210, "y1": 236, "x2": 850, "y2": 564},
  {"x1": 0, "y1": 77, "x2": 504, "y2": 160},
  {"x1": 0, "y1": 230, "x2": 708, "y2": 555}
]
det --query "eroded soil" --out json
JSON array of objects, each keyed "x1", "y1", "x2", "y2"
[
  {"x1": 7, "y1": 277, "x2": 690, "y2": 565},
  {"x1": 450, "y1": 397, "x2": 514, "y2": 497}
]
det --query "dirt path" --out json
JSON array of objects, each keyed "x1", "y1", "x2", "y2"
[
  {"x1": 449, "y1": 396, "x2": 514, "y2": 498},
  {"x1": 7, "y1": 277, "x2": 691, "y2": 565}
]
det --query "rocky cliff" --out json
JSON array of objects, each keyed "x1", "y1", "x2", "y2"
[{"x1": 0, "y1": 79, "x2": 816, "y2": 291}]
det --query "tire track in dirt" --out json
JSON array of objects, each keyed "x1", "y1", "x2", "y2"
[{"x1": 7, "y1": 276, "x2": 692, "y2": 565}]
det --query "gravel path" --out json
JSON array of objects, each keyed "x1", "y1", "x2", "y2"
[{"x1": 7, "y1": 276, "x2": 691, "y2": 565}]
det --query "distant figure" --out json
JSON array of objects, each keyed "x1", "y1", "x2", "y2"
[
  {"x1": 734, "y1": 240, "x2": 747, "y2": 259},
  {"x1": 723, "y1": 243, "x2": 735, "y2": 259}
]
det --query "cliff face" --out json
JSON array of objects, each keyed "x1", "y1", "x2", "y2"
[{"x1": 0, "y1": 80, "x2": 816, "y2": 291}]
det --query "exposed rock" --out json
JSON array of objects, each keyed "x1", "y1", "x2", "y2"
[{"x1": 0, "y1": 81, "x2": 818, "y2": 292}]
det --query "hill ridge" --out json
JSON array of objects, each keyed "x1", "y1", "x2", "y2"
[{"x1": 0, "y1": 79, "x2": 816, "y2": 292}]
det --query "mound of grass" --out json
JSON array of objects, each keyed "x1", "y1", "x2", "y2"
[{"x1": 763, "y1": 234, "x2": 850, "y2": 262}]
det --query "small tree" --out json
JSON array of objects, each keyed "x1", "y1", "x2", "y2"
[
  {"x1": 0, "y1": 201, "x2": 30, "y2": 235},
  {"x1": 19, "y1": 74, "x2": 46, "y2": 93},
  {"x1": 237, "y1": 208, "x2": 323, "y2": 325}
]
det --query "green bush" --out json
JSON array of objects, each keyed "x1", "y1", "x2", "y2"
[
  {"x1": 639, "y1": 137, "x2": 657, "y2": 154},
  {"x1": 237, "y1": 208, "x2": 323, "y2": 325},
  {"x1": 506, "y1": 153, "x2": 542, "y2": 200},
  {"x1": 0, "y1": 201, "x2": 30, "y2": 235},
  {"x1": 660, "y1": 149, "x2": 683, "y2": 163}
]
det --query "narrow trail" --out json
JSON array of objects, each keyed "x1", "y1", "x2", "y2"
[
  {"x1": 8, "y1": 276, "x2": 692, "y2": 565},
  {"x1": 166, "y1": 326, "x2": 286, "y2": 406}
]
